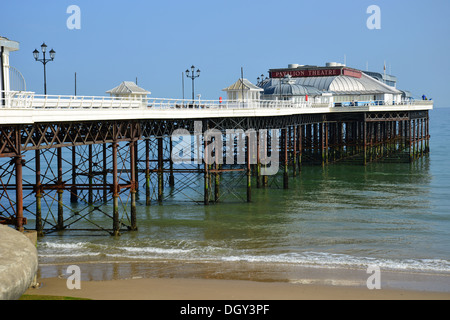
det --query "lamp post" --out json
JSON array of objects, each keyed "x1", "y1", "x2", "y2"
[
  {"x1": 33, "y1": 43, "x2": 56, "y2": 95},
  {"x1": 185, "y1": 65, "x2": 200, "y2": 103}
]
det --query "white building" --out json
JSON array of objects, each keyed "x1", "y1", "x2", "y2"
[
  {"x1": 261, "y1": 63, "x2": 403, "y2": 106},
  {"x1": 1, "y1": 37, "x2": 22, "y2": 105},
  {"x1": 259, "y1": 74, "x2": 325, "y2": 103},
  {"x1": 222, "y1": 78, "x2": 263, "y2": 108},
  {"x1": 106, "y1": 81, "x2": 151, "y2": 101}
]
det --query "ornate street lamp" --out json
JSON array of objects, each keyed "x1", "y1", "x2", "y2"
[
  {"x1": 185, "y1": 65, "x2": 200, "y2": 102},
  {"x1": 33, "y1": 42, "x2": 56, "y2": 95}
]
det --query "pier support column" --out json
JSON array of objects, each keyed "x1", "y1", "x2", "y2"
[
  {"x1": 307, "y1": 124, "x2": 311, "y2": 162},
  {"x1": 425, "y1": 115, "x2": 430, "y2": 153},
  {"x1": 214, "y1": 163, "x2": 220, "y2": 203},
  {"x1": 262, "y1": 130, "x2": 269, "y2": 188},
  {"x1": 112, "y1": 141, "x2": 120, "y2": 236},
  {"x1": 363, "y1": 120, "x2": 368, "y2": 166},
  {"x1": 298, "y1": 125, "x2": 302, "y2": 174},
  {"x1": 338, "y1": 122, "x2": 344, "y2": 161},
  {"x1": 145, "y1": 139, "x2": 151, "y2": 206},
  {"x1": 409, "y1": 119, "x2": 414, "y2": 162},
  {"x1": 415, "y1": 119, "x2": 418, "y2": 159},
  {"x1": 88, "y1": 144, "x2": 93, "y2": 204},
  {"x1": 323, "y1": 122, "x2": 329, "y2": 166},
  {"x1": 129, "y1": 139, "x2": 137, "y2": 231},
  {"x1": 256, "y1": 131, "x2": 261, "y2": 188},
  {"x1": 134, "y1": 140, "x2": 140, "y2": 199},
  {"x1": 35, "y1": 149, "x2": 43, "y2": 236},
  {"x1": 400, "y1": 120, "x2": 405, "y2": 153},
  {"x1": 319, "y1": 122, "x2": 326, "y2": 167},
  {"x1": 14, "y1": 155, "x2": 24, "y2": 232},
  {"x1": 71, "y1": 146, "x2": 78, "y2": 203},
  {"x1": 344, "y1": 122, "x2": 350, "y2": 158},
  {"x1": 158, "y1": 137, "x2": 164, "y2": 203},
  {"x1": 247, "y1": 134, "x2": 252, "y2": 203},
  {"x1": 283, "y1": 128, "x2": 289, "y2": 190},
  {"x1": 420, "y1": 118, "x2": 424, "y2": 157},
  {"x1": 292, "y1": 126, "x2": 297, "y2": 177},
  {"x1": 203, "y1": 121, "x2": 210, "y2": 205},
  {"x1": 204, "y1": 137, "x2": 210, "y2": 205},
  {"x1": 103, "y1": 144, "x2": 108, "y2": 202},
  {"x1": 204, "y1": 166, "x2": 210, "y2": 205},
  {"x1": 169, "y1": 138, "x2": 175, "y2": 187},
  {"x1": 57, "y1": 147, "x2": 64, "y2": 231}
]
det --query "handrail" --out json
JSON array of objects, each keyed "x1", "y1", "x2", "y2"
[
  {"x1": 0, "y1": 90, "x2": 433, "y2": 110},
  {"x1": 333, "y1": 99, "x2": 434, "y2": 107}
]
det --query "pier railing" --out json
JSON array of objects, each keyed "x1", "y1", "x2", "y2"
[
  {"x1": 0, "y1": 90, "x2": 433, "y2": 110},
  {"x1": 0, "y1": 91, "x2": 144, "y2": 109},
  {"x1": 334, "y1": 100, "x2": 434, "y2": 107},
  {"x1": 0, "y1": 91, "x2": 326, "y2": 109}
]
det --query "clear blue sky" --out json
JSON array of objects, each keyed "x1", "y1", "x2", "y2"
[{"x1": 1, "y1": 0, "x2": 449, "y2": 104}]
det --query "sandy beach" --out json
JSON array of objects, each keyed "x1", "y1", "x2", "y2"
[
  {"x1": 23, "y1": 261, "x2": 450, "y2": 300},
  {"x1": 25, "y1": 276, "x2": 450, "y2": 300}
]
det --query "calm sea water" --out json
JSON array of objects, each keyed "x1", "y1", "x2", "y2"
[{"x1": 35, "y1": 108, "x2": 450, "y2": 283}]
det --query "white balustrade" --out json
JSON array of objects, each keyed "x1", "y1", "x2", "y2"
[{"x1": 0, "y1": 90, "x2": 433, "y2": 111}]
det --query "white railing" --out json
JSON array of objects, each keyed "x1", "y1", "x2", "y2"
[
  {"x1": 334, "y1": 100, "x2": 434, "y2": 107},
  {"x1": 0, "y1": 91, "x2": 144, "y2": 109},
  {"x1": 0, "y1": 91, "x2": 432, "y2": 111},
  {"x1": 0, "y1": 91, "x2": 326, "y2": 110},
  {"x1": 146, "y1": 99, "x2": 318, "y2": 110}
]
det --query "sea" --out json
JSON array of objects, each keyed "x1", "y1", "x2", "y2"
[{"x1": 32, "y1": 107, "x2": 450, "y2": 292}]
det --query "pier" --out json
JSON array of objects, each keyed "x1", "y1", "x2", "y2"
[
  {"x1": 0, "y1": 92, "x2": 432, "y2": 235},
  {"x1": 0, "y1": 37, "x2": 433, "y2": 236}
]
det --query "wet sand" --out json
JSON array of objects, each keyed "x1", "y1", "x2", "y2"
[
  {"x1": 24, "y1": 260, "x2": 450, "y2": 300},
  {"x1": 25, "y1": 276, "x2": 450, "y2": 300}
]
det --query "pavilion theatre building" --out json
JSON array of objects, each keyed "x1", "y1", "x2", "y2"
[{"x1": 257, "y1": 63, "x2": 404, "y2": 106}]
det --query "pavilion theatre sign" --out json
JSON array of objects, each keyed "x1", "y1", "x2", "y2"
[{"x1": 270, "y1": 68, "x2": 362, "y2": 79}]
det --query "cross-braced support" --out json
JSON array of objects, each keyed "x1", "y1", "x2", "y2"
[{"x1": 0, "y1": 111, "x2": 431, "y2": 235}]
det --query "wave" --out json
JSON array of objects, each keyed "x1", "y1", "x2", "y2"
[
  {"x1": 118, "y1": 246, "x2": 193, "y2": 255},
  {"x1": 40, "y1": 242, "x2": 88, "y2": 250},
  {"x1": 221, "y1": 252, "x2": 450, "y2": 274},
  {"x1": 37, "y1": 241, "x2": 450, "y2": 275}
]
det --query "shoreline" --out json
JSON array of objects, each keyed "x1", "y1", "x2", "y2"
[
  {"x1": 25, "y1": 276, "x2": 450, "y2": 300},
  {"x1": 25, "y1": 259, "x2": 450, "y2": 300}
]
